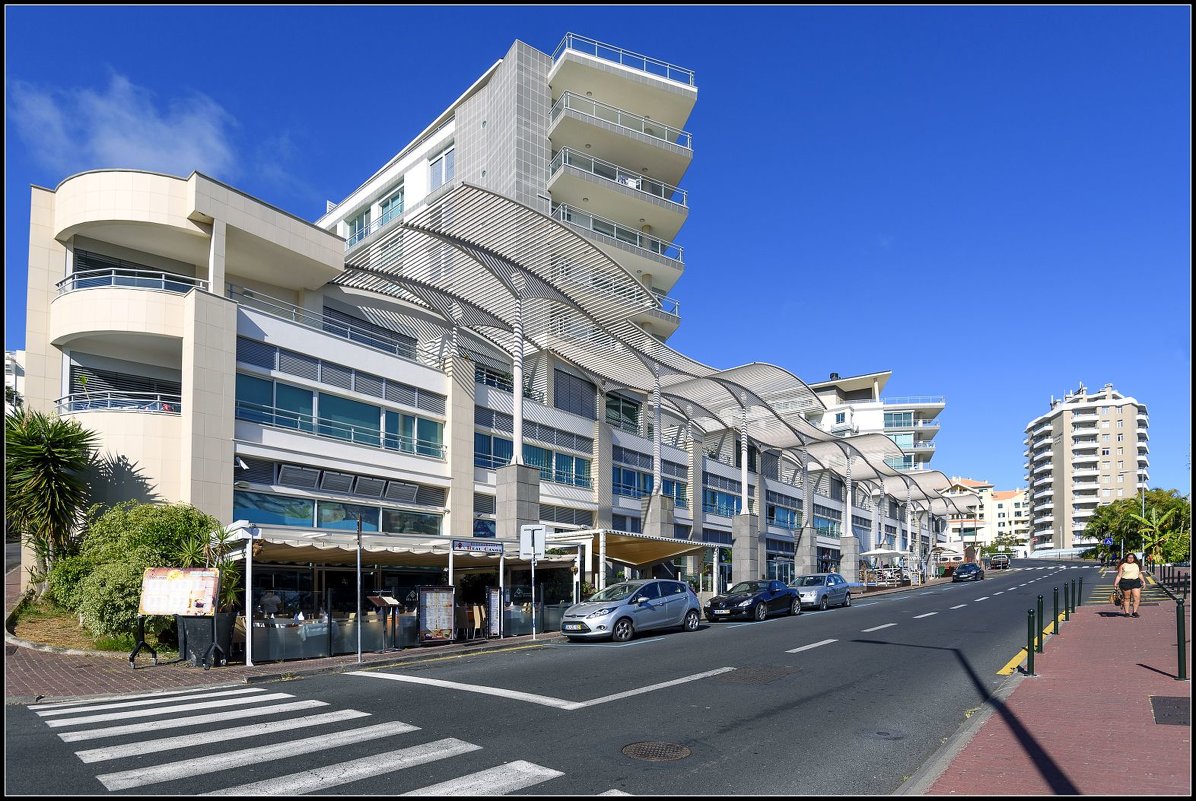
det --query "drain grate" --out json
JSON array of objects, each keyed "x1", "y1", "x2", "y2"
[
  {"x1": 714, "y1": 665, "x2": 799, "y2": 685},
  {"x1": 622, "y1": 741, "x2": 691, "y2": 761},
  {"x1": 1150, "y1": 696, "x2": 1190, "y2": 726}
]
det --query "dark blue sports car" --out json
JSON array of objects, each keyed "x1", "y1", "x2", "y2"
[{"x1": 703, "y1": 580, "x2": 801, "y2": 621}]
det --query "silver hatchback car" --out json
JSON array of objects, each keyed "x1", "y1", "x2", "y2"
[
  {"x1": 789, "y1": 573, "x2": 852, "y2": 610},
  {"x1": 560, "y1": 579, "x2": 702, "y2": 642}
]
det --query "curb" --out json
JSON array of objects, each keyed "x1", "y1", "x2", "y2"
[{"x1": 894, "y1": 669, "x2": 1025, "y2": 795}]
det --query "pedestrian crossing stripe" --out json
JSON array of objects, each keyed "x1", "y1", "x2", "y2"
[
  {"x1": 401, "y1": 760, "x2": 565, "y2": 796},
  {"x1": 57, "y1": 699, "x2": 330, "y2": 743}
]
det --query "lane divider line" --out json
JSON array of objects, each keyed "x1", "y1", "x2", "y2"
[
  {"x1": 862, "y1": 623, "x2": 896, "y2": 632},
  {"x1": 785, "y1": 639, "x2": 837, "y2": 654}
]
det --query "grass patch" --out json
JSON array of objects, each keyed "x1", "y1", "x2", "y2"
[{"x1": 12, "y1": 597, "x2": 179, "y2": 658}]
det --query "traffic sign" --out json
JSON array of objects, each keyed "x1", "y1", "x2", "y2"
[
  {"x1": 1102, "y1": 537, "x2": 1114, "y2": 546},
  {"x1": 519, "y1": 525, "x2": 546, "y2": 560}
]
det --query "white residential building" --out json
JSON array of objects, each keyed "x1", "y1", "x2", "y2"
[{"x1": 1023, "y1": 383, "x2": 1149, "y2": 552}]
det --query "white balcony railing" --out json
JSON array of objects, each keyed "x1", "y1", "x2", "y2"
[
  {"x1": 551, "y1": 92, "x2": 693, "y2": 149},
  {"x1": 551, "y1": 204, "x2": 684, "y2": 262},
  {"x1": 57, "y1": 392, "x2": 182, "y2": 415},
  {"x1": 57, "y1": 268, "x2": 207, "y2": 296},
  {"x1": 552, "y1": 33, "x2": 696, "y2": 87},
  {"x1": 550, "y1": 148, "x2": 688, "y2": 207}
]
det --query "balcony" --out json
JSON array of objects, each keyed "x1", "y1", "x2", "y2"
[
  {"x1": 57, "y1": 392, "x2": 182, "y2": 416},
  {"x1": 235, "y1": 400, "x2": 446, "y2": 459},
  {"x1": 1033, "y1": 462, "x2": 1052, "y2": 475},
  {"x1": 1033, "y1": 476, "x2": 1053, "y2": 487},
  {"x1": 57, "y1": 268, "x2": 207, "y2": 296},
  {"x1": 551, "y1": 204, "x2": 684, "y2": 290},
  {"x1": 549, "y1": 33, "x2": 696, "y2": 130},
  {"x1": 632, "y1": 292, "x2": 681, "y2": 339},
  {"x1": 549, "y1": 148, "x2": 687, "y2": 237},
  {"x1": 549, "y1": 92, "x2": 692, "y2": 186}
]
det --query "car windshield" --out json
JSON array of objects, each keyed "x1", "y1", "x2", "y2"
[
  {"x1": 794, "y1": 576, "x2": 826, "y2": 587},
  {"x1": 585, "y1": 582, "x2": 645, "y2": 602},
  {"x1": 959, "y1": 564, "x2": 978, "y2": 570},
  {"x1": 728, "y1": 581, "x2": 765, "y2": 594}
]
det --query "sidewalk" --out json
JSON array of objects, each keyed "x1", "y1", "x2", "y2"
[
  {"x1": 6, "y1": 564, "x2": 1191, "y2": 795},
  {"x1": 904, "y1": 569, "x2": 1192, "y2": 795}
]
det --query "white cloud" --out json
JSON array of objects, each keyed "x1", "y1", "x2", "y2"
[{"x1": 9, "y1": 72, "x2": 238, "y2": 180}]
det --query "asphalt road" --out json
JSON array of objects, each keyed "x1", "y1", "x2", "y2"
[{"x1": 4, "y1": 559, "x2": 1098, "y2": 795}]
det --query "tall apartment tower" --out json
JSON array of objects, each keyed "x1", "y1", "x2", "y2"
[
  {"x1": 808, "y1": 371, "x2": 945, "y2": 472},
  {"x1": 1023, "y1": 383, "x2": 1149, "y2": 552}
]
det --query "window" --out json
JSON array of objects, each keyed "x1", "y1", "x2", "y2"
[
  {"x1": 475, "y1": 365, "x2": 513, "y2": 392},
  {"x1": 380, "y1": 186, "x2": 405, "y2": 226},
  {"x1": 319, "y1": 393, "x2": 381, "y2": 447},
  {"x1": 1102, "y1": 434, "x2": 1110, "y2": 442},
  {"x1": 1102, "y1": 489, "x2": 1111, "y2": 498},
  {"x1": 834, "y1": 412, "x2": 846, "y2": 424},
  {"x1": 1100, "y1": 405, "x2": 1110, "y2": 415},
  {"x1": 474, "y1": 433, "x2": 513, "y2": 469},
  {"x1": 346, "y1": 209, "x2": 370, "y2": 246},
  {"x1": 382, "y1": 509, "x2": 442, "y2": 537},
  {"x1": 1101, "y1": 420, "x2": 1109, "y2": 429},
  {"x1": 1116, "y1": 433, "x2": 1124, "y2": 442},
  {"x1": 1117, "y1": 489, "x2": 1125, "y2": 498},
  {"x1": 1117, "y1": 419, "x2": 1124, "y2": 428},
  {"x1": 430, "y1": 145, "x2": 455, "y2": 190},
  {"x1": 1101, "y1": 448, "x2": 1110, "y2": 456},
  {"x1": 1116, "y1": 447, "x2": 1123, "y2": 456},
  {"x1": 234, "y1": 491, "x2": 314, "y2": 528},
  {"x1": 605, "y1": 395, "x2": 640, "y2": 433},
  {"x1": 317, "y1": 501, "x2": 380, "y2": 532},
  {"x1": 884, "y1": 411, "x2": 913, "y2": 428}
]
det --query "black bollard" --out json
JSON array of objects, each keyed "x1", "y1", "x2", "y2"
[
  {"x1": 1078, "y1": 575, "x2": 1084, "y2": 607},
  {"x1": 1036, "y1": 595, "x2": 1044, "y2": 653},
  {"x1": 1026, "y1": 609, "x2": 1036, "y2": 676},
  {"x1": 1053, "y1": 587, "x2": 1059, "y2": 635},
  {"x1": 1064, "y1": 582, "x2": 1071, "y2": 621},
  {"x1": 1177, "y1": 598, "x2": 1188, "y2": 682},
  {"x1": 1070, "y1": 578, "x2": 1077, "y2": 613}
]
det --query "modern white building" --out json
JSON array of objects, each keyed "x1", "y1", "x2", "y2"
[
  {"x1": 943, "y1": 479, "x2": 1029, "y2": 554},
  {"x1": 4, "y1": 350, "x2": 25, "y2": 413},
  {"x1": 1023, "y1": 382, "x2": 1149, "y2": 552},
  {"x1": 19, "y1": 34, "x2": 977, "y2": 652},
  {"x1": 808, "y1": 371, "x2": 945, "y2": 473}
]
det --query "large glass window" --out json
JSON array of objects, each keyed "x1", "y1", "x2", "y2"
[
  {"x1": 703, "y1": 489, "x2": 741, "y2": 517},
  {"x1": 524, "y1": 444, "x2": 553, "y2": 481},
  {"x1": 380, "y1": 187, "x2": 405, "y2": 226},
  {"x1": 605, "y1": 395, "x2": 640, "y2": 433},
  {"x1": 347, "y1": 210, "x2": 371, "y2": 246},
  {"x1": 276, "y1": 383, "x2": 314, "y2": 432},
  {"x1": 235, "y1": 374, "x2": 274, "y2": 424},
  {"x1": 382, "y1": 509, "x2": 442, "y2": 537},
  {"x1": 474, "y1": 433, "x2": 514, "y2": 469},
  {"x1": 317, "y1": 501, "x2": 380, "y2": 532},
  {"x1": 416, "y1": 417, "x2": 443, "y2": 458},
  {"x1": 430, "y1": 145, "x2": 455, "y2": 190},
  {"x1": 319, "y1": 393, "x2": 380, "y2": 447},
  {"x1": 233, "y1": 491, "x2": 315, "y2": 527},
  {"x1": 889, "y1": 432, "x2": 914, "y2": 449},
  {"x1": 884, "y1": 411, "x2": 913, "y2": 428}
]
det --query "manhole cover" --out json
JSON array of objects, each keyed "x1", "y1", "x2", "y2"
[
  {"x1": 622, "y1": 741, "x2": 692, "y2": 761},
  {"x1": 1150, "y1": 696, "x2": 1190, "y2": 726},
  {"x1": 714, "y1": 665, "x2": 799, "y2": 685}
]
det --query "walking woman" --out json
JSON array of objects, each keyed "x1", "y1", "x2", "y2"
[{"x1": 1115, "y1": 553, "x2": 1144, "y2": 617}]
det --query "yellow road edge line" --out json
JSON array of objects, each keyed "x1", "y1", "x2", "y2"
[{"x1": 997, "y1": 612, "x2": 1067, "y2": 676}]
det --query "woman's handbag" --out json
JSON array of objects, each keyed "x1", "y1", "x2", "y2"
[{"x1": 1110, "y1": 588, "x2": 1124, "y2": 606}]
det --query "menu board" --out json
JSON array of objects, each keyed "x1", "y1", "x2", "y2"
[
  {"x1": 418, "y1": 586, "x2": 455, "y2": 643},
  {"x1": 486, "y1": 587, "x2": 503, "y2": 638},
  {"x1": 138, "y1": 567, "x2": 220, "y2": 617}
]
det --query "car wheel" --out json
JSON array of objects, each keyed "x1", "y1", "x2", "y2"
[
  {"x1": 819, "y1": 595, "x2": 829, "y2": 611},
  {"x1": 789, "y1": 598, "x2": 801, "y2": 616},
  {"x1": 842, "y1": 592, "x2": 851, "y2": 608},
  {"x1": 611, "y1": 618, "x2": 634, "y2": 642},
  {"x1": 753, "y1": 603, "x2": 767, "y2": 622},
  {"x1": 683, "y1": 610, "x2": 700, "y2": 632}
]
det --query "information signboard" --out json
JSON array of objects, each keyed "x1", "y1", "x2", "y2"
[
  {"x1": 486, "y1": 586, "x2": 503, "y2": 638},
  {"x1": 417, "y1": 586, "x2": 455, "y2": 644},
  {"x1": 519, "y1": 525, "x2": 546, "y2": 560},
  {"x1": 137, "y1": 567, "x2": 220, "y2": 617},
  {"x1": 452, "y1": 539, "x2": 504, "y2": 555}
]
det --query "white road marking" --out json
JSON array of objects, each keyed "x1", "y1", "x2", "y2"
[
  {"x1": 34, "y1": 687, "x2": 267, "y2": 717},
  {"x1": 862, "y1": 623, "x2": 896, "y2": 632},
  {"x1": 57, "y1": 700, "x2": 329, "y2": 743},
  {"x1": 76, "y1": 709, "x2": 370, "y2": 763},
  {"x1": 33, "y1": 684, "x2": 245, "y2": 709},
  {"x1": 205, "y1": 737, "x2": 480, "y2": 796},
  {"x1": 348, "y1": 667, "x2": 736, "y2": 711},
  {"x1": 45, "y1": 693, "x2": 297, "y2": 728},
  {"x1": 96, "y1": 721, "x2": 418, "y2": 791},
  {"x1": 402, "y1": 760, "x2": 564, "y2": 796},
  {"x1": 913, "y1": 612, "x2": 938, "y2": 619},
  {"x1": 950, "y1": 604, "x2": 967, "y2": 609},
  {"x1": 994, "y1": 592, "x2": 1004, "y2": 596},
  {"x1": 785, "y1": 639, "x2": 837, "y2": 654},
  {"x1": 974, "y1": 597, "x2": 989, "y2": 601}
]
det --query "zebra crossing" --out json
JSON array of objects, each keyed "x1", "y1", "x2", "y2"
[{"x1": 26, "y1": 684, "x2": 571, "y2": 795}]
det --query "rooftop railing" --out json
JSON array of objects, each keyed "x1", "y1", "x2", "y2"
[
  {"x1": 551, "y1": 204, "x2": 684, "y2": 262},
  {"x1": 57, "y1": 269, "x2": 207, "y2": 296},
  {"x1": 551, "y1": 92, "x2": 692, "y2": 149},
  {"x1": 550, "y1": 148, "x2": 688, "y2": 208},
  {"x1": 881, "y1": 396, "x2": 945, "y2": 406},
  {"x1": 552, "y1": 33, "x2": 696, "y2": 87}
]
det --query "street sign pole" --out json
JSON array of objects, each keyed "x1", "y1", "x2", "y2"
[{"x1": 520, "y1": 525, "x2": 546, "y2": 642}]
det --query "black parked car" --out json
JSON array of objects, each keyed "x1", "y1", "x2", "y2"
[
  {"x1": 952, "y1": 562, "x2": 986, "y2": 582},
  {"x1": 703, "y1": 580, "x2": 801, "y2": 621}
]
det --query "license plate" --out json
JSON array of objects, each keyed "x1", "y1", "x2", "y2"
[
  {"x1": 712, "y1": 610, "x2": 729, "y2": 615},
  {"x1": 563, "y1": 623, "x2": 583, "y2": 631}
]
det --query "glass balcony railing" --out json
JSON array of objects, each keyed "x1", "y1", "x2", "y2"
[
  {"x1": 550, "y1": 149, "x2": 687, "y2": 208},
  {"x1": 552, "y1": 204, "x2": 683, "y2": 262},
  {"x1": 551, "y1": 92, "x2": 692, "y2": 149},
  {"x1": 57, "y1": 392, "x2": 182, "y2": 415},
  {"x1": 235, "y1": 400, "x2": 446, "y2": 459},
  {"x1": 552, "y1": 33, "x2": 696, "y2": 87},
  {"x1": 57, "y1": 269, "x2": 207, "y2": 295}
]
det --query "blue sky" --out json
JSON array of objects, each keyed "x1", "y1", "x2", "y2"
[{"x1": 5, "y1": 6, "x2": 1191, "y2": 495}]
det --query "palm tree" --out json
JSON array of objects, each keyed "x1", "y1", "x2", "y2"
[
  {"x1": 5, "y1": 409, "x2": 99, "y2": 592},
  {"x1": 1129, "y1": 506, "x2": 1178, "y2": 565}
]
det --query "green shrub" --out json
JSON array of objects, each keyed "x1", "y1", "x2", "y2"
[
  {"x1": 45, "y1": 554, "x2": 99, "y2": 612},
  {"x1": 77, "y1": 561, "x2": 172, "y2": 639}
]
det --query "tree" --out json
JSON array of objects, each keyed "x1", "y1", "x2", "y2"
[
  {"x1": 1084, "y1": 488, "x2": 1191, "y2": 562},
  {"x1": 5, "y1": 410, "x2": 99, "y2": 592}
]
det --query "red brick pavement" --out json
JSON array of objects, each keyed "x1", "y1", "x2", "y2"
[{"x1": 922, "y1": 574, "x2": 1191, "y2": 795}]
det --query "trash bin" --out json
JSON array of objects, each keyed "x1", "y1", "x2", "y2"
[{"x1": 177, "y1": 614, "x2": 234, "y2": 668}]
